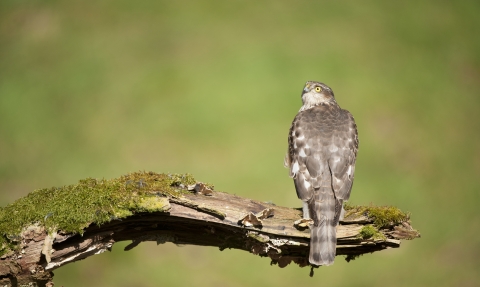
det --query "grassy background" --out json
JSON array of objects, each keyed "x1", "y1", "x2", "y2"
[{"x1": 1, "y1": 1, "x2": 479, "y2": 286}]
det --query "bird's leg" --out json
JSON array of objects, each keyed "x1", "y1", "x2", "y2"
[
  {"x1": 338, "y1": 199, "x2": 346, "y2": 222},
  {"x1": 303, "y1": 202, "x2": 311, "y2": 219},
  {"x1": 339, "y1": 205, "x2": 346, "y2": 221}
]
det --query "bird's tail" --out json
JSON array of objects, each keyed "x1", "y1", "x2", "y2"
[
  {"x1": 308, "y1": 183, "x2": 342, "y2": 266},
  {"x1": 309, "y1": 218, "x2": 336, "y2": 266}
]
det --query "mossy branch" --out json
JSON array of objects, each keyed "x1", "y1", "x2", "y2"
[{"x1": 0, "y1": 172, "x2": 420, "y2": 286}]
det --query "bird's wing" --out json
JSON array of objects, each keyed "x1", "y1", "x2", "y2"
[
  {"x1": 328, "y1": 110, "x2": 358, "y2": 201},
  {"x1": 287, "y1": 112, "x2": 318, "y2": 202}
]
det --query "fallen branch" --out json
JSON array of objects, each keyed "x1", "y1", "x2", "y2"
[{"x1": 0, "y1": 172, "x2": 420, "y2": 286}]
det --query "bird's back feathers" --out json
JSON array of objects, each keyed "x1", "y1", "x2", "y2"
[{"x1": 287, "y1": 97, "x2": 358, "y2": 266}]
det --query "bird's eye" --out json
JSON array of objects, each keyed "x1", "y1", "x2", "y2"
[{"x1": 315, "y1": 87, "x2": 322, "y2": 92}]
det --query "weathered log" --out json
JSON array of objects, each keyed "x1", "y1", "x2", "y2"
[{"x1": 0, "y1": 172, "x2": 420, "y2": 286}]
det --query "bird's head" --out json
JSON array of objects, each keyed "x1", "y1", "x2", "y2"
[{"x1": 300, "y1": 81, "x2": 336, "y2": 110}]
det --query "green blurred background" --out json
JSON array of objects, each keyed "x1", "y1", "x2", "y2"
[{"x1": 1, "y1": 1, "x2": 479, "y2": 286}]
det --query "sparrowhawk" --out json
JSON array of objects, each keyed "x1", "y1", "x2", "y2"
[{"x1": 285, "y1": 81, "x2": 359, "y2": 266}]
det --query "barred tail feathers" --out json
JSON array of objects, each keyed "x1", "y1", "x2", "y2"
[
  {"x1": 308, "y1": 182, "x2": 340, "y2": 266},
  {"x1": 309, "y1": 219, "x2": 336, "y2": 266}
]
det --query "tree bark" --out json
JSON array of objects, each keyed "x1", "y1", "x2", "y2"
[{"x1": 0, "y1": 187, "x2": 419, "y2": 286}]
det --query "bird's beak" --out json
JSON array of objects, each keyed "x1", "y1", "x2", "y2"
[{"x1": 303, "y1": 84, "x2": 310, "y2": 93}]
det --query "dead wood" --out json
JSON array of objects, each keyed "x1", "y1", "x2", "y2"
[{"x1": 0, "y1": 183, "x2": 419, "y2": 286}]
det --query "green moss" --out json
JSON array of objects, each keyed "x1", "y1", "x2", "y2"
[
  {"x1": 0, "y1": 171, "x2": 196, "y2": 256},
  {"x1": 358, "y1": 225, "x2": 376, "y2": 239},
  {"x1": 133, "y1": 197, "x2": 171, "y2": 213},
  {"x1": 358, "y1": 225, "x2": 386, "y2": 240},
  {"x1": 344, "y1": 203, "x2": 410, "y2": 229}
]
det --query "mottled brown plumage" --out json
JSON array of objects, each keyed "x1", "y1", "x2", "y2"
[{"x1": 285, "y1": 81, "x2": 358, "y2": 266}]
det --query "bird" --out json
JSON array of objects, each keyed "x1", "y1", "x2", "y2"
[{"x1": 285, "y1": 81, "x2": 359, "y2": 266}]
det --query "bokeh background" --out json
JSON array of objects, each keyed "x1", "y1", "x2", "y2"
[{"x1": 1, "y1": 1, "x2": 479, "y2": 286}]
